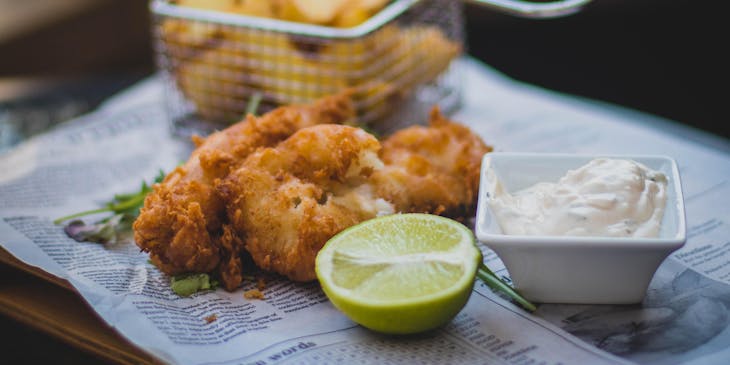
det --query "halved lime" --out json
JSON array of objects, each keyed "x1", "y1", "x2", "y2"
[{"x1": 315, "y1": 213, "x2": 481, "y2": 334}]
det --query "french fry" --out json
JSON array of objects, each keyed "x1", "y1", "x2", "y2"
[
  {"x1": 228, "y1": 0, "x2": 277, "y2": 18},
  {"x1": 174, "y1": 0, "x2": 232, "y2": 12},
  {"x1": 357, "y1": 0, "x2": 391, "y2": 13},
  {"x1": 278, "y1": 0, "x2": 348, "y2": 25},
  {"x1": 333, "y1": 5, "x2": 371, "y2": 28},
  {"x1": 164, "y1": 0, "x2": 460, "y2": 126}
]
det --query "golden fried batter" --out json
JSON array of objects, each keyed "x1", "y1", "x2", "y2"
[
  {"x1": 215, "y1": 110, "x2": 490, "y2": 282},
  {"x1": 133, "y1": 93, "x2": 355, "y2": 290},
  {"x1": 371, "y1": 107, "x2": 492, "y2": 220},
  {"x1": 134, "y1": 94, "x2": 491, "y2": 289},
  {"x1": 217, "y1": 125, "x2": 393, "y2": 281}
]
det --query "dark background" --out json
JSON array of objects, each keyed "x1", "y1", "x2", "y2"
[
  {"x1": 1, "y1": 0, "x2": 727, "y2": 141},
  {"x1": 0, "y1": 0, "x2": 727, "y2": 363},
  {"x1": 464, "y1": 0, "x2": 727, "y2": 140}
]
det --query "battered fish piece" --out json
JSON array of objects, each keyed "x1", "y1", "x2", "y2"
[
  {"x1": 135, "y1": 93, "x2": 490, "y2": 288},
  {"x1": 133, "y1": 93, "x2": 355, "y2": 290},
  {"x1": 217, "y1": 111, "x2": 490, "y2": 282},
  {"x1": 371, "y1": 107, "x2": 492, "y2": 219},
  {"x1": 217, "y1": 124, "x2": 394, "y2": 281}
]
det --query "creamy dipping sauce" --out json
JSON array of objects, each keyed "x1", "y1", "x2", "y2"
[{"x1": 487, "y1": 158, "x2": 668, "y2": 237}]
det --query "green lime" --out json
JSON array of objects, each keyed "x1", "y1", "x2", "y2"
[{"x1": 315, "y1": 213, "x2": 481, "y2": 334}]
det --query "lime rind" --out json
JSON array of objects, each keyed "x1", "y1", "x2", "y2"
[
  {"x1": 323, "y1": 279, "x2": 475, "y2": 334},
  {"x1": 317, "y1": 214, "x2": 536, "y2": 333},
  {"x1": 316, "y1": 213, "x2": 480, "y2": 310},
  {"x1": 317, "y1": 217, "x2": 480, "y2": 335}
]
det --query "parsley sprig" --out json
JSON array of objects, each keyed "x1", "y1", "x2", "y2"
[
  {"x1": 477, "y1": 263, "x2": 536, "y2": 312},
  {"x1": 54, "y1": 170, "x2": 165, "y2": 243}
]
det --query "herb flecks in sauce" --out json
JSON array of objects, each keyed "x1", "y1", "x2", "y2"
[{"x1": 488, "y1": 158, "x2": 668, "y2": 238}]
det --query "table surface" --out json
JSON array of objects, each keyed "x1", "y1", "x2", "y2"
[{"x1": 0, "y1": 260, "x2": 146, "y2": 365}]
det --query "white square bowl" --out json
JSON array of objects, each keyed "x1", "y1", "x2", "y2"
[{"x1": 475, "y1": 152, "x2": 687, "y2": 304}]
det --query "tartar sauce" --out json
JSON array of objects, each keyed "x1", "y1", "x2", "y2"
[{"x1": 487, "y1": 158, "x2": 668, "y2": 237}]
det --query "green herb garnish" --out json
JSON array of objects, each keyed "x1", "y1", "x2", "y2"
[
  {"x1": 171, "y1": 273, "x2": 219, "y2": 297},
  {"x1": 245, "y1": 92, "x2": 263, "y2": 117},
  {"x1": 476, "y1": 263, "x2": 537, "y2": 312},
  {"x1": 54, "y1": 170, "x2": 165, "y2": 243}
]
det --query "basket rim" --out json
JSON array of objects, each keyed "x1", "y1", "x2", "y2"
[{"x1": 150, "y1": 0, "x2": 420, "y2": 39}]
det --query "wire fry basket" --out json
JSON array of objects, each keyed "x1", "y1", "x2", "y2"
[{"x1": 151, "y1": 0, "x2": 465, "y2": 137}]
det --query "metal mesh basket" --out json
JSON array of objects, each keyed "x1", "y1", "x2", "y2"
[{"x1": 151, "y1": 0, "x2": 465, "y2": 137}]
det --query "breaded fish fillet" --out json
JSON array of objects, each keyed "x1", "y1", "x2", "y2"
[
  {"x1": 135, "y1": 94, "x2": 490, "y2": 289},
  {"x1": 217, "y1": 124, "x2": 394, "y2": 281},
  {"x1": 371, "y1": 107, "x2": 492, "y2": 220},
  {"x1": 217, "y1": 110, "x2": 490, "y2": 282},
  {"x1": 133, "y1": 93, "x2": 355, "y2": 290}
]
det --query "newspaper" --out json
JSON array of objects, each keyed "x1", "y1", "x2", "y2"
[{"x1": 1, "y1": 58, "x2": 729, "y2": 365}]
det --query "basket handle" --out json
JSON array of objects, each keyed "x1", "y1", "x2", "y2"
[{"x1": 467, "y1": 0, "x2": 593, "y2": 18}]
